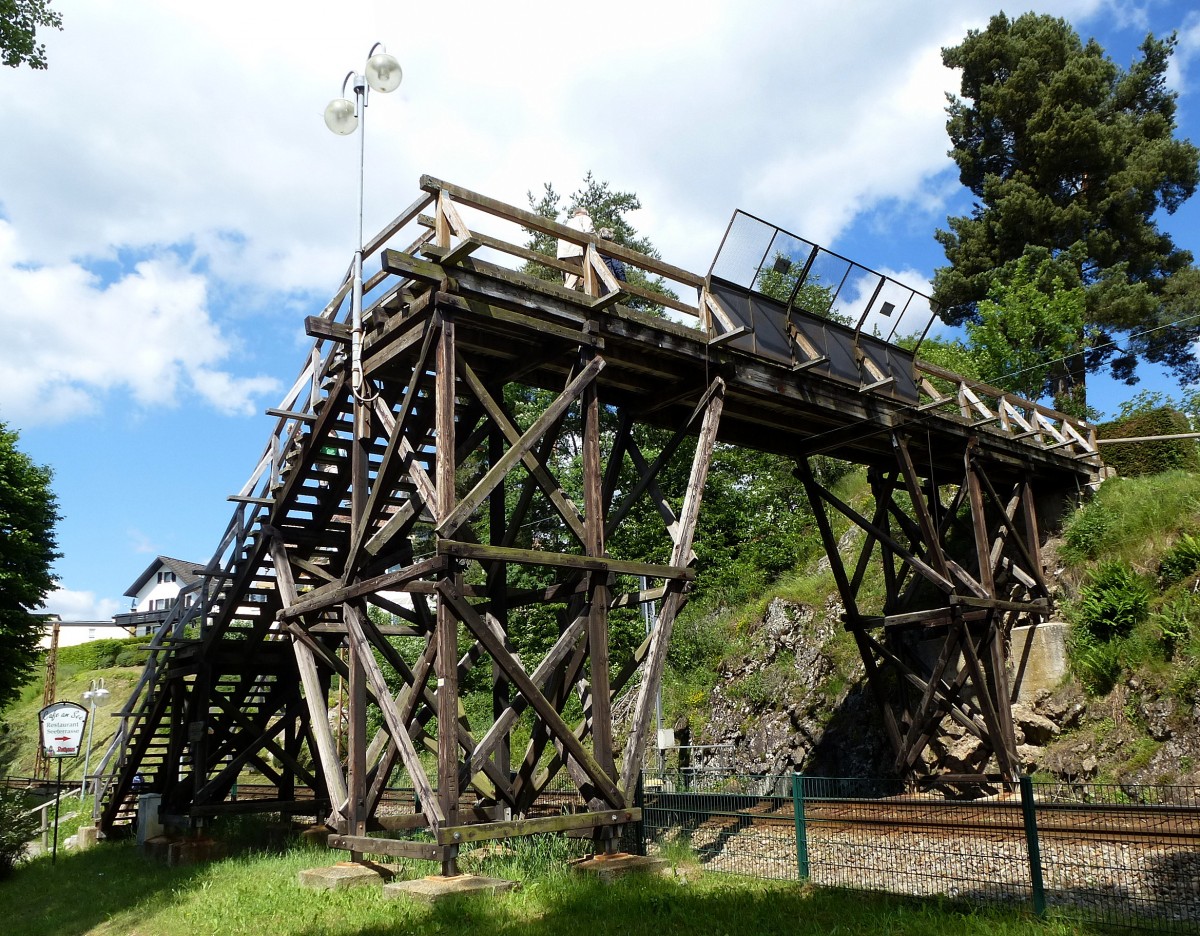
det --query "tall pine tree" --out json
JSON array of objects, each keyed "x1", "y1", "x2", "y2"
[{"x1": 933, "y1": 12, "x2": 1200, "y2": 400}]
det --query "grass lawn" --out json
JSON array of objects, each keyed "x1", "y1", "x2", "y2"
[{"x1": 0, "y1": 833, "x2": 1113, "y2": 936}]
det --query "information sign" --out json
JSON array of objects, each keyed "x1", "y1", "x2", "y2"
[{"x1": 39, "y1": 701, "x2": 88, "y2": 759}]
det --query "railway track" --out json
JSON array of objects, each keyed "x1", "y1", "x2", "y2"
[{"x1": 642, "y1": 791, "x2": 1200, "y2": 848}]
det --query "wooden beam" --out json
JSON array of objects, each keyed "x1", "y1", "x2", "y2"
[
  {"x1": 269, "y1": 535, "x2": 348, "y2": 822},
  {"x1": 342, "y1": 603, "x2": 443, "y2": 829},
  {"x1": 437, "y1": 808, "x2": 639, "y2": 845},
  {"x1": 328, "y1": 835, "x2": 447, "y2": 862},
  {"x1": 434, "y1": 314, "x2": 461, "y2": 872},
  {"x1": 437, "y1": 583, "x2": 624, "y2": 808},
  {"x1": 621, "y1": 379, "x2": 724, "y2": 794},
  {"x1": 582, "y1": 360, "x2": 615, "y2": 788},
  {"x1": 436, "y1": 539, "x2": 694, "y2": 581},
  {"x1": 277, "y1": 556, "x2": 447, "y2": 621},
  {"x1": 445, "y1": 354, "x2": 599, "y2": 541}
]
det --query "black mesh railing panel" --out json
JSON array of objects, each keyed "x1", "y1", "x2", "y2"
[{"x1": 638, "y1": 770, "x2": 1200, "y2": 933}]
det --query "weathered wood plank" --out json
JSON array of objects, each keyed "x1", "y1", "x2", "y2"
[
  {"x1": 621, "y1": 380, "x2": 725, "y2": 794},
  {"x1": 328, "y1": 835, "x2": 447, "y2": 862},
  {"x1": 277, "y1": 556, "x2": 447, "y2": 621},
  {"x1": 438, "y1": 808, "x2": 640, "y2": 845},
  {"x1": 436, "y1": 539, "x2": 694, "y2": 581}
]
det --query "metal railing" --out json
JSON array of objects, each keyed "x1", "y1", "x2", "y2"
[{"x1": 641, "y1": 770, "x2": 1200, "y2": 932}]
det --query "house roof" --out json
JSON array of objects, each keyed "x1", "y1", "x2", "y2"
[{"x1": 124, "y1": 555, "x2": 203, "y2": 597}]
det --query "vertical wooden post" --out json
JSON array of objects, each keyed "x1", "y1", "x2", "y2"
[
  {"x1": 964, "y1": 448, "x2": 996, "y2": 597},
  {"x1": 582, "y1": 351, "x2": 614, "y2": 837},
  {"x1": 966, "y1": 448, "x2": 1018, "y2": 777},
  {"x1": 269, "y1": 535, "x2": 348, "y2": 825},
  {"x1": 488, "y1": 411, "x2": 511, "y2": 811},
  {"x1": 620, "y1": 380, "x2": 724, "y2": 794},
  {"x1": 435, "y1": 311, "x2": 460, "y2": 875}
]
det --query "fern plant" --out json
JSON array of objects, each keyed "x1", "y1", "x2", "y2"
[
  {"x1": 1072, "y1": 560, "x2": 1151, "y2": 642},
  {"x1": 1159, "y1": 532, "x2": 1200, "y2": 587}
]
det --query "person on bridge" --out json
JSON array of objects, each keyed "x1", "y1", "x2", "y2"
[
  {"x1": 598, "y1": 227, "x2": 627, "y2": 295},
  {"x1": 557, "y1": 205, "x2": 592, "y2": 289}
]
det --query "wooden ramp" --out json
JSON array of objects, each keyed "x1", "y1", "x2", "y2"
[{"x1": 97, "y1": 177, "x2": 1100, "y2": 872}]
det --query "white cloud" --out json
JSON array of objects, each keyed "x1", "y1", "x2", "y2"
[
  {"x1": 0, "y1": 0, "x2": 1154, "y2": 429},
  {"x1": 0, "y1": 1, "x2": 1122, "y2": 285},
  {"x1": 1171, "y1": 10, "x2": 1200, "y2": 91},
  {"x1": 40, "y1": 587, "x2": 121, "y2": 622},
  {"x1": 0, "y1": 220, "x2": 280, "y2": 426}
]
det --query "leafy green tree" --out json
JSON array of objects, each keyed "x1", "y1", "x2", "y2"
[
  {"x1": 965, "y1": 252, "x2": 1086, "y2": 407},
  {"x1": 934, "y1": 12, "x2": 1200, "y2": 397},
  {"x1": 907, "y1": 334, "x2": 981, "y2": 382},
  {"x1": 1, "y1": 0, "x2": 62, "y2": 69},
  {"x1": 754, "y1": 253, "x2": 850, "y2": 325},
  {"x1": 523, "y1": 172, "x2": 675, "y2": 314},
  {"x1": 0, "y1": 422, "x2": 59, "y2": 708}
]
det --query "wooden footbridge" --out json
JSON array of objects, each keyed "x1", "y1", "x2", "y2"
[{"x1": 96, "y1": 177, "x2": 1101, "y2": 872}]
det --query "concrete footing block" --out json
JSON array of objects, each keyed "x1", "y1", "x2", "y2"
[
  {"x1": 570, "y1": 852, "x2": 668, "y2": 881},
  {"x1": 76, "y1": 825, "x2": 99, "y2": 851},
  {"x1": 383, "y1": 874, "x2": 518, "y2": 902},
  {"x1": 297, "y1": 861, "x2": 392, "y2": 890}
]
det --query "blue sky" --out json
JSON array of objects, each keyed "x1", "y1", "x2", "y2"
[{"x1": 3, "y1": 0, "x2": 1200, "y2": 620}]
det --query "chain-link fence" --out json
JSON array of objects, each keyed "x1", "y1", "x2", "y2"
[{"x1": 640, "y1": 770, "x2": 1200, "y2": 932}]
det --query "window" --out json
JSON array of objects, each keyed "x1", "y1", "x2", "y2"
[{"x1": 87, "y1": 628, "x2": 96, "y2": 640}]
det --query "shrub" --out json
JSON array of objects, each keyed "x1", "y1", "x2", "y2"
[
  {"x1": 1159, "y1": 533, "x2": 1200, "y2": 587},
  {"x1": 0, "y1": 789, "x2": 39, "y2": 879},
  {"x1": 58, "y1": 635, "x2": 145, "y2": 670},
  {"x1": 1098, "y1": 405, "x2": 1200, "y2": 477},
  {"x1": 1071, "y1": 637, "x2": 1125, "y2": 696},
  {"x1": 1071, "y1": 560, "x2": 1151, "y2": 642},
  {"x1": 1156, "y1": 586, "x2": 1200, "y2": 666},
  {"x1": 1062, "y1": 499, "x2": 1114, "y2": 562}
]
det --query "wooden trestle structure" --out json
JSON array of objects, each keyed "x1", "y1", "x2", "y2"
[{"x1": 97, "y1": 177, "x2": 1102, "y2": 868}]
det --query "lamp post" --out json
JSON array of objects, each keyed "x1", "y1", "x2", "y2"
[
  {"x1": 80, "y1": 677, "x2": 109, "y2": 798},
  {"x1": 324, "y1": 43, "x2": 402, "y2": 404},
  {"x1": 324, "y1": 43, "x2": 401, "y2": 845}
]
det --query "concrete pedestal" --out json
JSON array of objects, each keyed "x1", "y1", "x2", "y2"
[
  {"x1": 75, "y1": 825, "x2": 99, "y2": 851},
  {"x1": 569, "y1": 852, "x2": 668, "y2": 881},
  {"x1": 136, "y1": 793, "x2": 163, "y2": 845},
  {"x1": 297, "y1": 861, "x2": 393, "y2": 890},
  {"x1": 383, "y1": 874, "x2": 518, "y2": 903}
]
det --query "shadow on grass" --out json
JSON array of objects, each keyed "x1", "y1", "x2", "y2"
[
  {"x1": 1, "y1": 841, "x2": 205, "y2": 936},
  {"x1": 0, "y1": 840, "x2": 1112, "y2": 936},
  {"x1": 291, "y1": 871, "x2": 1100, "y2": 936}
]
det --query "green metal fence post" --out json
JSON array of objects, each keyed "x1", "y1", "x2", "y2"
[
  {"x1": 634, "y1": 771, "x2": 646, "y2": 856},
  {"x1": 792, "y1": 772, "x2": 809, "y2": 881},
  {"x1": 1019, "y1": 775, "x2": 1046, "y2": 917}
]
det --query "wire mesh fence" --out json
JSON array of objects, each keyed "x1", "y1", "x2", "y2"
[{"x1": 640, "y1": 769, "x2": 1200, "y2": 932}]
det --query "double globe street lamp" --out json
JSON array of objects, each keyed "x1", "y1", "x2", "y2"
[
  {"x1": 81, "y1": 677, "x2": 110, "y2": 798},
  {"x1": 323, "y1": 43, "x2": 403, "y2": 404}
]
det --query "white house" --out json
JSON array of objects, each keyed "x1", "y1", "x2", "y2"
[
  {"x1": 114, "y1": 556, "x2": 203, "y2": 637},
  {"x1": 38, "y1": 616, "x2": 134, "y2": 649}
]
